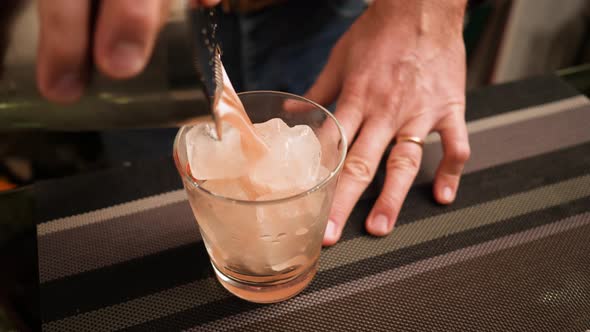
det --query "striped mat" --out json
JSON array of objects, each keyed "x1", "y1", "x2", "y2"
[{"x1": 35, "y1": 75, "x2": 590, "y2": 331}]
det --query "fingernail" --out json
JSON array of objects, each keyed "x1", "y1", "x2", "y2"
[
  {"x1": 108, "y1": 41, "x2": 145, "y2": 75},
  {"x1": 325, "y1": 220, "x2": 338, "y2": 240},
  {"x1": 442, "y1": 186, "x2": 454, "y2": 202},
  {"x1": 371, "y1": 214, "x2": 389, "y2": 236},
  {"x1": 51, "y1": 72, "x2": 82, "y2": 100}
]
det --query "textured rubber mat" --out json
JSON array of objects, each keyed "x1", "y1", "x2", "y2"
[{"x1": 36, "y1": 76, "x2": 590, "y2": 331}]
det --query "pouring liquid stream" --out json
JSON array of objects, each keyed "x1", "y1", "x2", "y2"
[
  {"x1": 207, "y1": 64, "x2": 269, "y2": 199},
  {"x1": 212, "y1": 65, "x2": 268, "y2": 163}
]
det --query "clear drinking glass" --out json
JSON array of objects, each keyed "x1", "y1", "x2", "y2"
[{"x1": 173, "y1": 91, "x2": 347, "y2": 303}]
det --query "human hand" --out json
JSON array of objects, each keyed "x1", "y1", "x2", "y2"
[
  {"x1": 37, "y1": 0, "x2": 221, "y2": 103},
  {"x1": 304, "y1": 0, "x2": 471, "y2": 245}
]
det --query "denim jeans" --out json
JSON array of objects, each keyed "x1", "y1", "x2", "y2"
[{"x1": 217, "y1": 0, "x2": 367, "y2": 95}]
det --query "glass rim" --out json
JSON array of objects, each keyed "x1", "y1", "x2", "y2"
[{"x1": 173, "y1": 90, "x2": 348, "y2": 205}]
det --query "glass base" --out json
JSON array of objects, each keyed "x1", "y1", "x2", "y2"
[{"x1": 212, "y1": 261, "x2": 317, "y2": 304}]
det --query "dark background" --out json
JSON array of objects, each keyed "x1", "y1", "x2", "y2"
[{"x1": 1, "y1": 0, "x2": 590, "y2": 331}]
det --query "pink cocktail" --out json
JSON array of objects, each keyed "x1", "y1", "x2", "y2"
[{"x1": 174, "y1": 91, "x2": 346, "y2": 303}]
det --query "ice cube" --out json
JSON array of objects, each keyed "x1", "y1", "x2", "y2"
[
  {"x1": 256, "y1": 189, "x2": 326, "y2": 226},
  {"x1": 254, "y1": 117, "x2": 289, "y2": 141},
  {"x1": 270, "y1": 255, "x2": 307, "y2": 272},
  {"x1": 250, "y1": 119, "x2": 321, "y2": 193},
  {"x1": 186, "y1": 122, "x2": 247, "y2": 180},
  {"x1": 317, "y1": 166, "x2": 331, "y2": 184},
  {"x1": 200, "y1": 179, "x2": 249, "y2": 200},
  {"x1": 192, "y1": 178, "x2": 260, "y2": 270},
  {"x1": 253, "y1": 188, "x2": 327, "y2": 270}
]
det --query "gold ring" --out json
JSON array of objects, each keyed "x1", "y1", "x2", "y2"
[{"x1": 396, "y1": 135, "x2": 424, "y2": 148}]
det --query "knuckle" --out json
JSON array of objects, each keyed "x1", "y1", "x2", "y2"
[
  {"x1": 343, "y1": 155, "x2": 373, "y2": 184},
  {"x1": 49, "y1": 43, "x2": 83, "y2": 60},
  {"x1": 449, "y1": 142, "x2": 471, "y2": 163},
  {"x1": 377, "y1": 191, "x2": 402, "y2": 214},
  {"x1": 381, "y1": 102, "x2": 399, "y2": 121},
  {"x1": 447, "y1": 101, "x2": 466, "y2": 114},
  {"x1": 41, "y1": 41, "x2": 84, "y2": 64},
  {"x1": 387, "y1": 154, "x2": 420, "y2": 174}
]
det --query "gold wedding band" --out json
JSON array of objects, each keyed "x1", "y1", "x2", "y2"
[{"x1": 396, "y1": 136, "x2": 424, "y2": 148}]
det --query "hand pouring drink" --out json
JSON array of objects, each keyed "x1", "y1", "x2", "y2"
[{"x1": 173, "y1": 62, "x2": 347, "y2": 303}]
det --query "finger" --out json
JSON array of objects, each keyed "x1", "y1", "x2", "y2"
[
  {"x1": 37, "y1": 0, "x2": 90, "y2": 103},
  {"x1": 433, "y1": 112, "x2": 470, "y2": 204},
  {"x1": 94, "y1": 0, "x2": 169, "y2": 79},
  {"x1": 199, "y1": 0, "x2": 222, "y2": 6},
  {"x1": 331, "y1": 76, "x2": 367, "y2": 145},
  {"x1": 187, "y1": 0, "x2": 221, "y2": 8},
  {"x1": 324, "y1": 118, "x2": 393, "y2": 246},
  {"x1": 367, "y1": 119, "x2": 431, "y2": 236},
  {"x1": 303, "y1": 38, "x2": 346, "y2": 107}
]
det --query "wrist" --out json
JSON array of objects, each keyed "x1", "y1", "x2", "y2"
[{"x1": 371, "y1": 0, "x2": 467, "y2": 40}]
